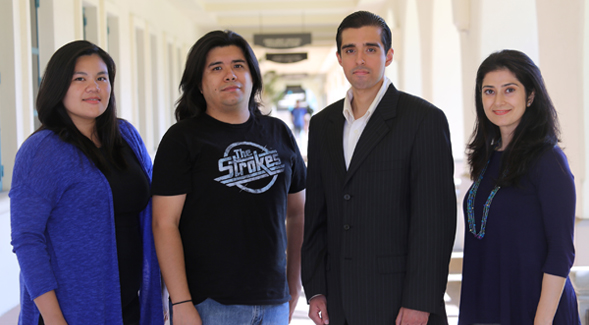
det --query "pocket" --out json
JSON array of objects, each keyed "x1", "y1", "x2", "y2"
[{"x1": 376, "y1": 254, "x2": 407, "y2": 274}]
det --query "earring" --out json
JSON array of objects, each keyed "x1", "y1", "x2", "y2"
[{"x1": 527, "y1": 102, "x2": 531, "y2": 107}]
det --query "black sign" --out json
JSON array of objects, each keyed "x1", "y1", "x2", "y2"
[
  {"x1": 266, "y1": 53, "x2": 308, "y2": 64},
  {"x1": 254, "y1": 33, "x2": 312, "y2": 49}
]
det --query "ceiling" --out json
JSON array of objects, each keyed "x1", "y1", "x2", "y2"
[{"x1": 170, "y1": 0, "x2": 389, "y2": 77}]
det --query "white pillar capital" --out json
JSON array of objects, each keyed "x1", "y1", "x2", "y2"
[{"x1": 452, "y1": 0, "x2": 470, "y2": 31}]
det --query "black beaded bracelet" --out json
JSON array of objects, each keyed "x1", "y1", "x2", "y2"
[{"x1": 172, "y1": 299, "x2": 192, "y2": 306}]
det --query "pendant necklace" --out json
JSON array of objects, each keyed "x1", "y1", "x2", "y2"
[{"x1": 467, "y1": 160, "x2": 501, "y2": 239}]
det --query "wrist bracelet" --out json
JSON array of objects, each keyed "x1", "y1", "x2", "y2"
[{"x1": 172, "y1": 299, "x2": 192, "y2": 306}]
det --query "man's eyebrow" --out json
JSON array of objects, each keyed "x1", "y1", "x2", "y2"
[
  {"x1": 341, "y1": 44, "x2": 356, "y2": 50},
  {"x1": 365, "y1": 42, "x2": 381, "y2": 48},
  {"x1": 207, "y1": 59, "x2": 247, "y2": 68},
  {"x1": 207, "y1": 61, "x2": 223, "y2": 68}
]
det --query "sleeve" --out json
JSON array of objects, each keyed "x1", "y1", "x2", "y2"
[
  {"x1": 286, "y1": 125, "x2": 307, "y2": 194},
  {"x1": 535, "y1": 147, "x2": 576, "y2": 277},
  {"x1": 10, "y1": 138, "x2": 61, "y2": 300},
  {"x1": 301, "y1": 115, "x2": 328, "y2": 300},
  {"x1": 151, "y1": 123, "x2": 193, "y2": 196},
  {"x1": 402, "y1": 107, "x2": 457, "y2": 313}
]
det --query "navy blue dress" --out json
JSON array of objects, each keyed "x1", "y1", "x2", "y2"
[{"x1": 458, "y1": 147, "x2": 581, "y2": 325}]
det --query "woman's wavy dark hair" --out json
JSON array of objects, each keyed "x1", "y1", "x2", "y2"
[
  {"x1": 467, "y1": 49, "x2": 560, "y2": 187},
  {"x1": 36, "y1": 40, "x2": 125, "y2": 173},
  {"x1": 175, "y1": 30, "x2": 263, "y2": 121}
]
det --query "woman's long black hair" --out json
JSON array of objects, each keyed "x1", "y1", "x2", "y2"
[
  {"x1": 467, "y1": 49, "x2": 560, "y2": 186},
  {"x1": 36, "y1": 40, "x2": 125, "y2": 173}
]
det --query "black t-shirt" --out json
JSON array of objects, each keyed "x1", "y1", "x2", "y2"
[
  {"x1": 151, "y1": 113, "x2": 306, "y2": 305},
  {"x1": 100, "y1": 141, "x2": 150, "y2": 324}
]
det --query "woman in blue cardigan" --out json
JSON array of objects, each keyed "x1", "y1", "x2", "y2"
[{"x1": 10, "y1": 40, "x2": 163, "y2": 325}]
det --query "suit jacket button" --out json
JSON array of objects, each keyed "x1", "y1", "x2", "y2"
[
  {"x1": 343, "y1": 194, "x2": 351, "y2": 200},
  {"x1": 343, "y1": 224, "x2": 351, "y2": 230}
]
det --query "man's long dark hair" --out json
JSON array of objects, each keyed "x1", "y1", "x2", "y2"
[
  {"x1": 36, "y1": 40, "x2": 125, "y2": 173},
  {"x1": 467, "y1": 49, "x2": 560, "y2": 186},
  {"x1": 175, "y1": 30, "x2": 263, "y2": 121}
]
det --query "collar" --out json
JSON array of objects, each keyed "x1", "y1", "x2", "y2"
[{"x1": 342, "y1": 76, "x2": 392, "y2": 124}]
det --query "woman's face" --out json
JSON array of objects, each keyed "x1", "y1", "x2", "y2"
[
  {"x1": 481, "y1": 68, "x2": 533, "y2": 136},
  {"x1": 62, "y1": 54, "x2": 111, "y2": 129}
]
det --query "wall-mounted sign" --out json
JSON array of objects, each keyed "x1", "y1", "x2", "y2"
[
  {"x1": 266, "y1": 53, "x2": 308, "y2": 64},
  {"x1": 254, "y1": 33, "x2": 311, "y2": 49}
]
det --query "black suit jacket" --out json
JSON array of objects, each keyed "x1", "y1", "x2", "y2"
[{"x1": 301, "y1": 84, "x2": 457, "y2": 325}]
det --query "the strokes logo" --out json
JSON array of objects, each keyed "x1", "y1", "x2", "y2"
[{"x1": 214, "y1": 141, "x2": 285, "y2": 194}]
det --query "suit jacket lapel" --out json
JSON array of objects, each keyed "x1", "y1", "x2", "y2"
[{"x1": 345, "y1": 85, "x2": 399, "y2": 185}]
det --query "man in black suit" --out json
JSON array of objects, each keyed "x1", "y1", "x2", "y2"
[{"x1": 301, "y1": 11, "x2": 456, "y2": 325}]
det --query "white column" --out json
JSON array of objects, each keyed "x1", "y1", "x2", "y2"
[
  {"x1": 536, "y1": 0, "x2": 585, "y2": 221},
  {"x1": 416, "y1": 0, "x2": 434, "y2": 102}
]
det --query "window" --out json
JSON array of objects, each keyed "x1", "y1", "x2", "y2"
[{"x1": 30, "y1": 0, "x2": 41, "y2": 129}]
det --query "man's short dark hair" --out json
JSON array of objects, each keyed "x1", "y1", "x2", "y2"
[
  {"x1": 336, "y1": 11, "x2": 392, "y2": 55},
  {"x1": 175, "y1": 30, "x2": 263, "y2": 121}
]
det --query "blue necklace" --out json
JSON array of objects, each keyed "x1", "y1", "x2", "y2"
[{"x1": 467, "y1": 160, "x2": 501, "y2": 239}]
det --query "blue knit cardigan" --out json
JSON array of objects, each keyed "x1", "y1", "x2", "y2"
[{"x1": 10, "y1": 120, "x2": 163, "y2": 325}]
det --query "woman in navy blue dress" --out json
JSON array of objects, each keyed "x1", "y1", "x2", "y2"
[{"x1": 459, "y1": 50, "x2": 581, "y2": 325}]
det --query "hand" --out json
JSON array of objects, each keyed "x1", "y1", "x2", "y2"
[
  {"x1": 308, "y1": 295, "x2": 329, "y2": 325},
  {"x1": 172, "y1": 302, "x2": 202, "y2": 325},
  {"x1": 34, "y1": 291, "x2": 68, "y2": 325},
  {"x1": 533, "y1": 313, "x2": 553, "y2": 325},
  {"x1": 395, "y1": 307, "x2": 429, "y2": 325},
  {"x1": 288, "y1": 285, "x2": 302, "y2": 323},
  {"x1": 533, "y1": 318, "x2": 552, "y2": 325},
  {"x1": 42, "y1": 318, "x2": 68, "y2": 325}
]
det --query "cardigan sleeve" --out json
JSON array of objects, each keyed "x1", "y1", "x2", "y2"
[
  {"x1": 10, "y1": 133, "x2": 65, "y2": 300},
  {"x1": 535, "y1": 147, "x2": 576, "y2": 277}
]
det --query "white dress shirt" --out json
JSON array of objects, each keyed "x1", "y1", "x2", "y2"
[{"x1": 342, "y1": 76, "x2": 392, "y2": 169}]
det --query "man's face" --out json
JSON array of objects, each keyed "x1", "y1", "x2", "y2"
[
  {"x1": 201, "y1": 45, "x2": 253, "y2": 114},
  {"x1": 336, "y1": 26, "x2": 393, "y2": 92}
]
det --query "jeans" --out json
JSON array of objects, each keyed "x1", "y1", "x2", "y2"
[{"x1": 170, "y1": 298, "x2": 289, "y2": 325}]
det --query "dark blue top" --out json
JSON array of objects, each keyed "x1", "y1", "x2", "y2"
[{"x1": 459, "y1": 147, "x2": 580, "y2": 324}]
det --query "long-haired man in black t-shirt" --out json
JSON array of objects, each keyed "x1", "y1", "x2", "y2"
[{"x1": 151, "y1": 30, "x2": 307, "y2": 325}]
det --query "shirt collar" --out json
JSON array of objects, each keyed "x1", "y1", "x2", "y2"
[{"x1": 342, "y1": 76, "x2": 392, "y2": 124}]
